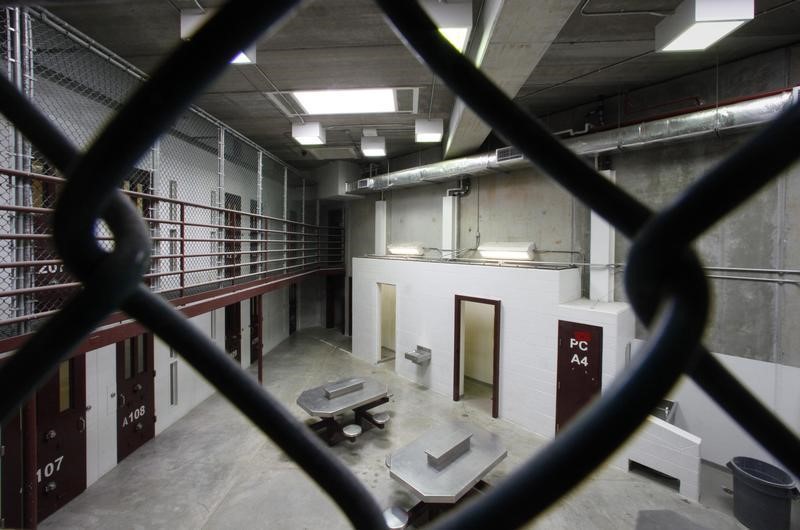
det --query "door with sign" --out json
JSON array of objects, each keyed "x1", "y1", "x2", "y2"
[
  {"x1": 116, "y1": 334, "x2": 155, "y2": 462},
  {"x1": 36, "y1": 355, "x2": 87, "y2": 521},
  {"x1": 555, "y1": 321, "x2": 603, "y2": 434}
]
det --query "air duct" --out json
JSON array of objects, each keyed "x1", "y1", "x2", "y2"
[{"x1": 345, "y1": 88, "x2": 797, "y2": 194}]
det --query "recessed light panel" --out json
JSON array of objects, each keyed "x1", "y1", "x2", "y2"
[{"x1": 293, "y1": 89, "x2": 396, "y2": 115}]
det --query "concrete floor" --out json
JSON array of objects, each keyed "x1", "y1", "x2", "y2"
[{"x1": 42, "y1": 328, "x2": 754, "y2": 530}]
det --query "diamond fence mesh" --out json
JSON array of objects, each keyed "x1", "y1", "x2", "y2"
[{"x1": 0, "y1": 2, "x2": 797, "y2": 530}]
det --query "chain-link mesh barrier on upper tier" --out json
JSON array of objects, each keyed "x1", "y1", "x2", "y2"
[{"x1": 0, "y1": 2, "x2": 798, "y2": 529}]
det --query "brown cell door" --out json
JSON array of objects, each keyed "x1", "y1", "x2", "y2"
[
  {"x1": 1, "y1": 410, "x2": 23, "y2": 527},
  {"x1": 37, "y1": 355, "x2": 87, "y2": 522},
  {"x1": 555, "y1": 321, "x2": 603, "y2": 434},
  {"x1": 116, "y1": 334, "x2": 156, "y2": 462},
  {"x1": 289, "y1": 284, "x2": 297, "y2": 335},
  {"x1": 225, "y1": 302, "x2": 241, "y2": 362},
  {"x1": 224, "y1": 193, "x2": 242, "y2": 279},
  {"x1": 249, "y1": 295, "x2": 262, "y2": 366}
]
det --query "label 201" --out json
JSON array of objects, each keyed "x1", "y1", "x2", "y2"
[{"x1": 122, "y1": 405, "x2": 146, "y2": 428}]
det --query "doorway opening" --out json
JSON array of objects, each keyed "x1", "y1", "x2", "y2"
[
  {"x1": 326, "y1": 274, "x2": 345, "y2": 334},
  {"x1": 378, "y1": 283, "x2": 396, "y2": 368},
  {"x1": 454, "y1": 296, "x2": 500, "y2": 418}
]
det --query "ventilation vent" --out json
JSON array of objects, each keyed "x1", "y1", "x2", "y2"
[
  {"x1": 395, "y1": 87, "x2": 417, "y2": 113},
  {"x1": 310, "y1": 146, "x2": 359, "y2": 160},
  {"x1": 496, "y1": 146, "x2": 523, "y2": 163},
  {"x1": 357, "y1": 178, "x2": 373, "y2": 189}
]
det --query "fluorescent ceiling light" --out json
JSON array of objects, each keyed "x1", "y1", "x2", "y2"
[
  {"x1": 291, "y1": 122, "x2": 326, "y2": 145},
  {"x1": 180, "y1": 9, "x2": 256, "y2": 64},
  {"x1": 387, "y1": 243, "x2": 424, "y2": 256},
  {"x1": 478, "y1": 242, "x2": 535, "y2": 261},
  {"x1": 293, "y1": 89, "x2": 396, "y2": 115},
  {"x1": 361, "y1": 135, "x2": 386, "y2": 157},
  {"x1": 415, "y1": 118, "x2": 443, "y2": 143},
  {"x1": 421, "y1": 0, "x2": 472, "y2": 53},
  {"x1": 655, "y1": 0, "x2": 753, "y2": 52},
  {"x1": 439, "y1": 27, "x2": 469, "y2": 53},
  {"x1": 231, "y1": 46, "x2": 256, "y2": 64}
]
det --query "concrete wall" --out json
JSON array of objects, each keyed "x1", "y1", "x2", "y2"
[
  {"x1": 463, "y1": 300, "x2": 494, "y2": 384},
  {"x1": 352, "y1": 257, "x2": 634, "y2": 438}
]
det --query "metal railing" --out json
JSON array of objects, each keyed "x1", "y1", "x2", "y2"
[
  {"x1": 0, "y1": 2, "x2": 798, "y2": 530},
  {"x1": 0, "y1": 165, "x2": 343, "y2": 337}
]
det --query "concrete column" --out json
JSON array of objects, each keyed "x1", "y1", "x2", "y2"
[
  {"x1": 375, "y1": 200, "x2": 387, "y2": 255},
  {"x1": 589, "y1": 170, "x2": 615, "y2": 302},
  {"x1": 442, "y1": 196, "x2": 458, "y2": 256}
]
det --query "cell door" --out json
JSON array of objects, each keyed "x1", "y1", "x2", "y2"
[
  {"x1": 116, "y1": 334, "x2": 155, "y2": 462},
  {"x1": 555, "y1": 321, "x2": 603, "y2": 434},
  {"x1": 249, "y1": 295, "x2": 262, "y2": 366},
  {"x1": 37, "y1": 356, "x2": 87, "y2": 522},
  {"x1": 289, "y1": 283, "x2": 297, "y2": 335},
  {"x1": 1, "y1": 411, "x2": 23, "y2": 527},
  {"x1": 225, "y1": 303, "x2": 241, "y2": 362},
  {"x1": 224, "y1": 193, "x2": 242, "y2": 279}
]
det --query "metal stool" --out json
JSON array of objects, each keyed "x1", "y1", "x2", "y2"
[
  {"x1": 372, "y1": 411, "x2": 390, "y2": 426},
  {"x1": 343, "y1": 424, "x2": 362, "y2": 442},
  {"x1": 382, "y1": 506, "x2": 409, "y2": 530}
]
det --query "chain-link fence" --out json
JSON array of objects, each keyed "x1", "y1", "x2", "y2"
[
  {"x1": 0, "y1": 7, "x2": 340, "y2": 338},
  {"x1": 0, "y1": 2, "x2": 797, "y2": 530}
]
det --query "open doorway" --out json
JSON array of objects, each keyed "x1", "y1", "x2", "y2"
[
  {"x1": 454, "y1": 296, "x2": 500, "y2": 418},
  {"x1": 378, "y1": 283, "x2": 396, "y2": 368}
]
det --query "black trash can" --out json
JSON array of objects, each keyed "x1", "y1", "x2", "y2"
[{"x1": 727, "y1": 456, "x2": 798, "y2": 530}]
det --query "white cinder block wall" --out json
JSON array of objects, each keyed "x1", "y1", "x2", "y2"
[
  {"x1": 352, "y1": 257, "x2": 634, "y2": 438},
  {"x1": 154, "y1": 313, "x2": 216, "y2": 436}
]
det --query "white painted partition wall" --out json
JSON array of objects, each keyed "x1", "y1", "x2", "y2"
[
  {"x1": 352, "y1": 257, "x2": 634, "y2": 438},
  {"x1": 84, "y1": 313, "x2": 218, "y2": 489}
]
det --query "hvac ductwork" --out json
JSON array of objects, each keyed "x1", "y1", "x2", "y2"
[{"x1": 346, "y1": 88, "x2": 798, "y2": 194}]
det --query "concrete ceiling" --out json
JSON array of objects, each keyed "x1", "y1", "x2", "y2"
[{"x1": 41, "y1": 0, "x2": 800, "y2": 171}]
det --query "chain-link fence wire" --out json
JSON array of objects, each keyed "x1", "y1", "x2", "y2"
[
  {"x1": 0, "y1": 1, "x2": 796, "y2": 529},
  {"x1": 223, "y1": 130, "x2": 259, "y2": 281}
]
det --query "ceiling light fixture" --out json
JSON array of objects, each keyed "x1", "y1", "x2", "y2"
[
  {"x1": 477, "y1": 242, "x2": 535, "y2": 261},
  {"x1": 415, "y1": 118, "x2": 443, "y2": 143},
  {"x1": 231, "y1": 45, "x2": 257, "y2": 64},
  {"x1": 293, "y1": 88, "x2": 396, "y2": 115},
  {"x1": 291, "y1": 122, "x2": 326, "y2": 145},
  {"x1": 180, "y1": 9, "x2": 257, "y2": 64},
  {"x1": 420, "y1": 0, "x2": 473, "y2": 53},
  {"x1": 361, "y1": 135, "x2": 386, "y2": 157},
  {"x1": 387, "y1": 243, "x2": 424, "y2": 256},
  {"x1": 655, "y1": 0, "x2": 753, "y2": 52}
]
